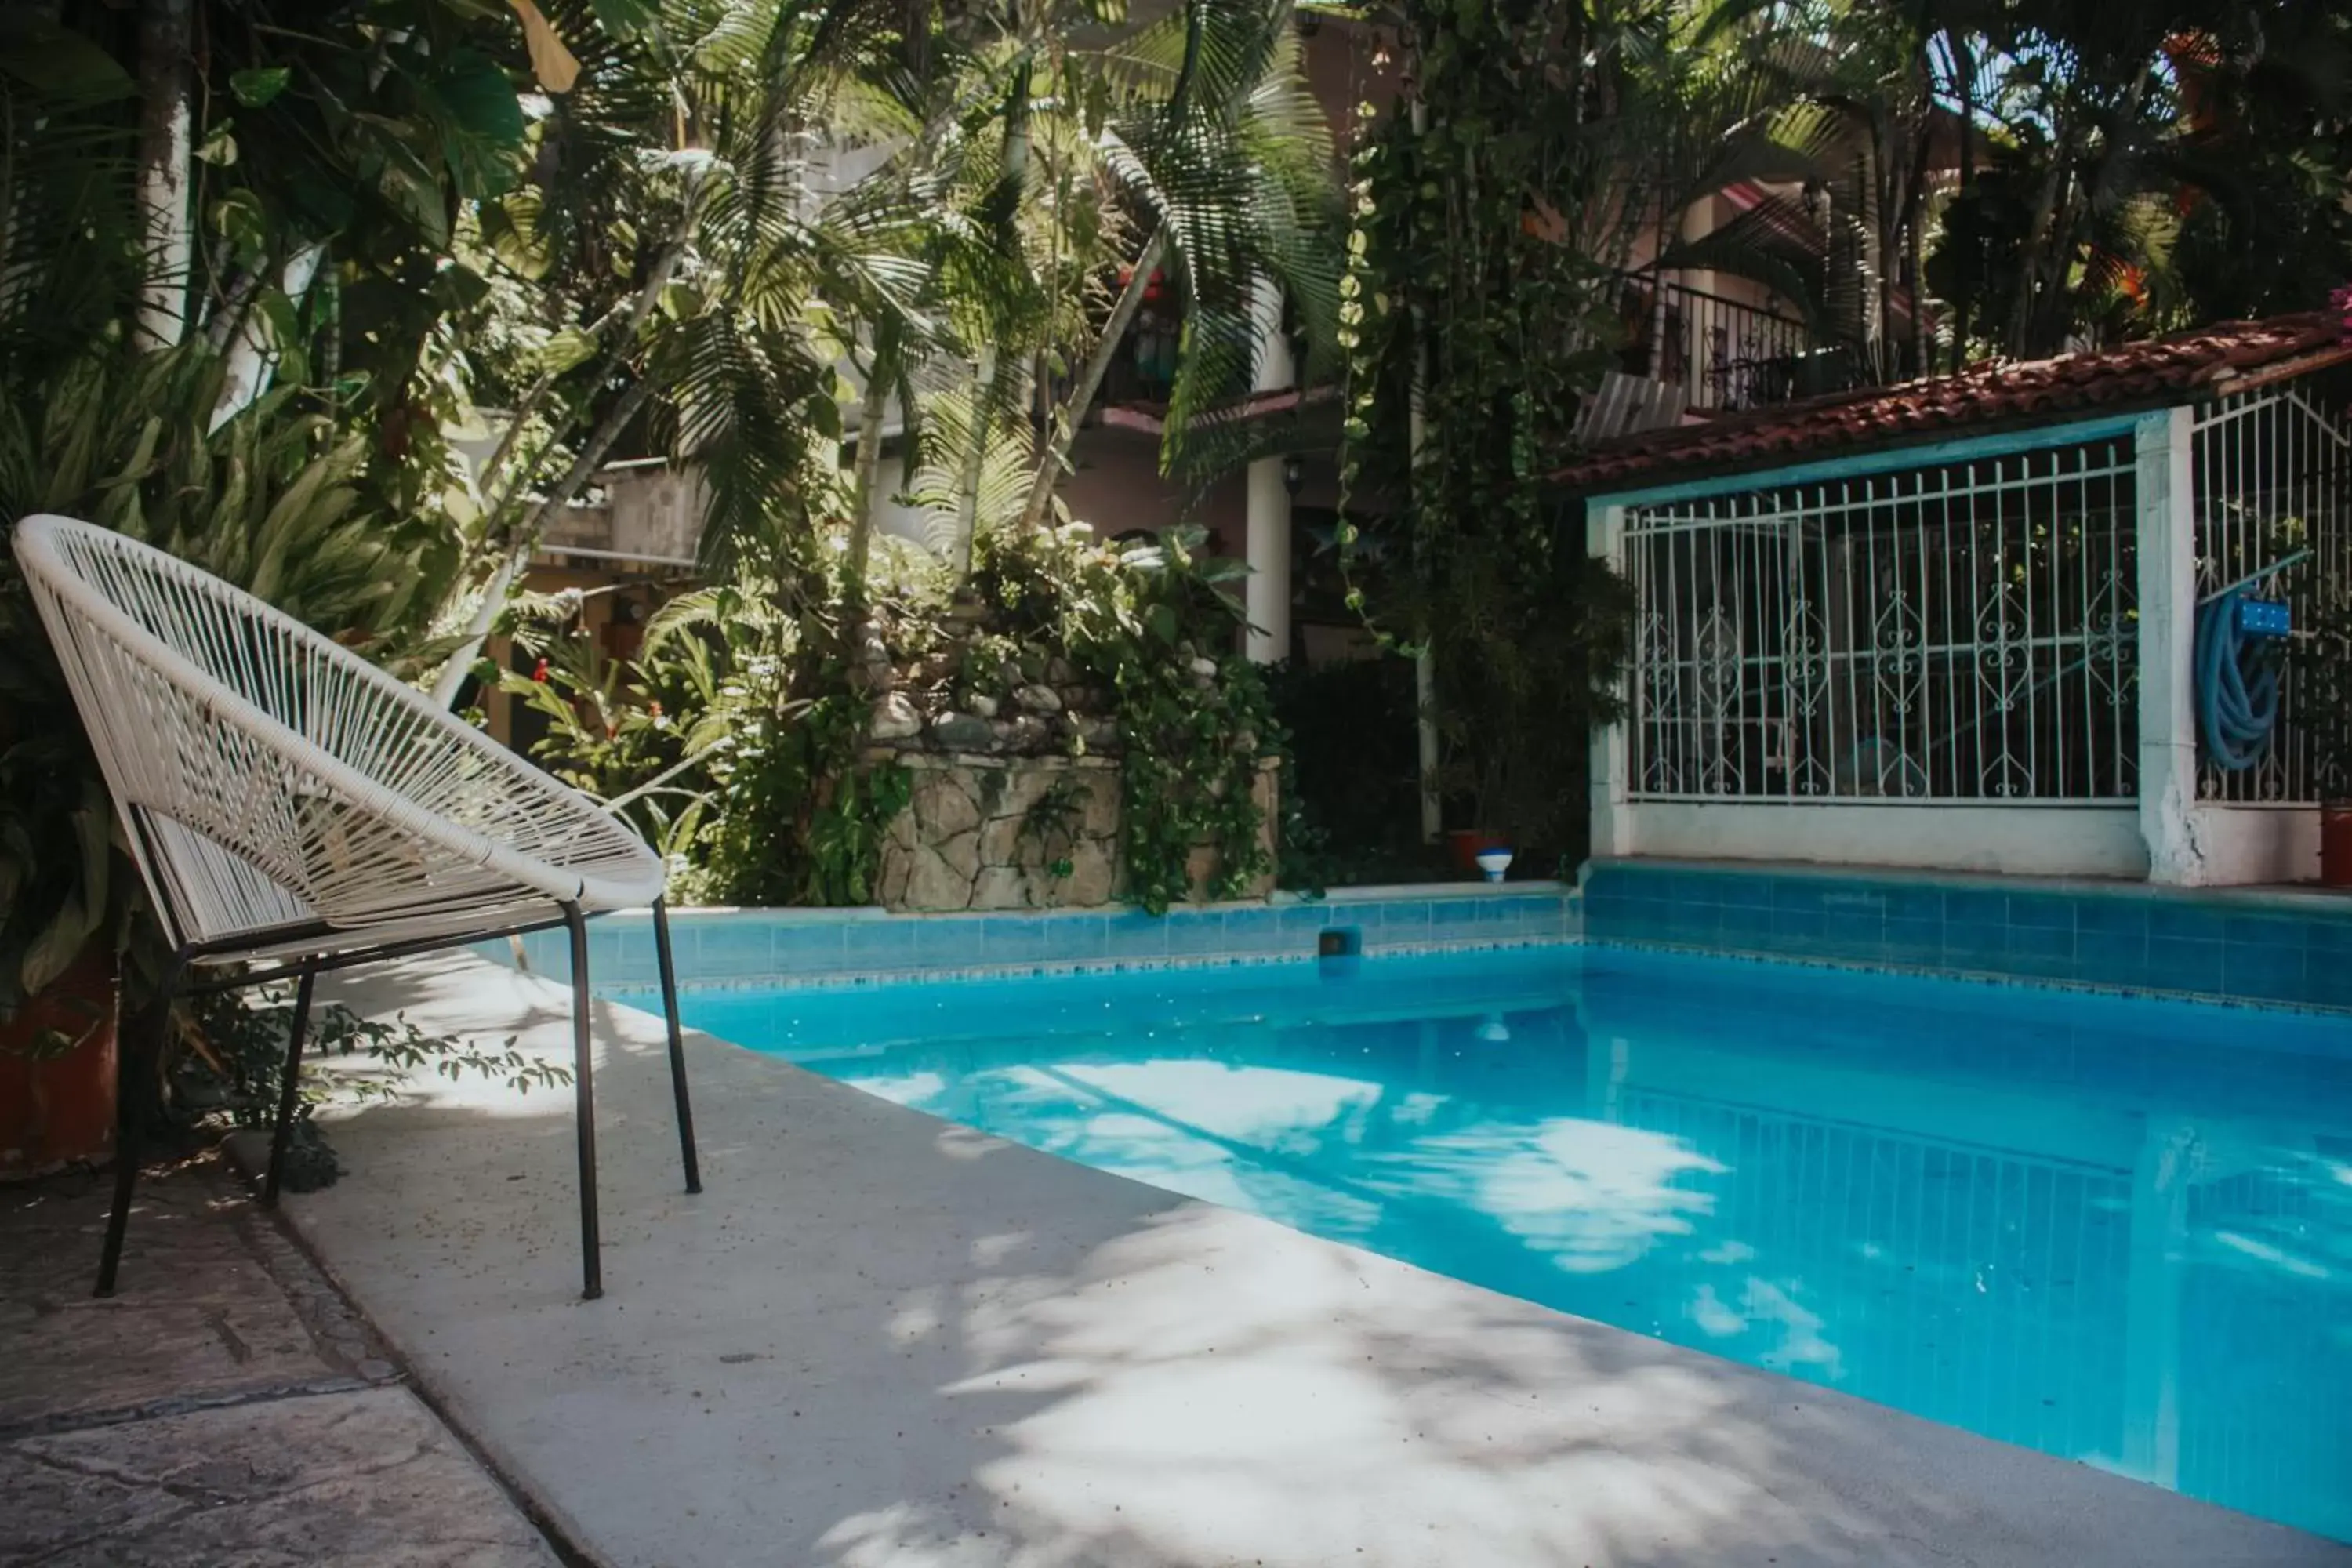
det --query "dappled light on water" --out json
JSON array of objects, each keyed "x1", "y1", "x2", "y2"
[{"x1": 680, "y1": 946, "x2": 2352, "y2": 1543}]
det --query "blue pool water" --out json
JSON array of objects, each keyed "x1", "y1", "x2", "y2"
[{"x1": 659, "y1": 945, "x2": 2352, "y2": 1541}]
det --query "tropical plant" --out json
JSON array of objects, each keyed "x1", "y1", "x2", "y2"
[
  {"x1": 0, "y1": 0, "x2": 539, "y2": 1013},
  {"x1": 973, "y1": 521, "x2": 1279, "y2": 909},
  {"x1": 0, "y1": 337, "x2": 469, "y2": 1017},
  {"x1": 174, "y1": 985, "x2": 566, "y2": 1192},
  {"x1": 425, "y1": 0, "x2": 909, "y2": 697},
  {"x1": 1578, "y1": 1, "x2": 2352, "y2": 370},
  {"x1": 1639, "y1": 0, "x2": 1960, "y2": 382},
  {"x1": 497, "y1": 513, "x2": 1279, "y2": 910},
  {"x1": 815, "y1": 0, "x2": 1345, "y2": 583},
  {"x1": 0, "y1": 0, "x2": 564, "y2": 1196},
  {"x1": 421, "y1": 0, "x2": 1341, "y2": 908},
  {"x1": 498, "y1": 586, "x2": 728, "y2": 856},
  {"x1": 1331, "y1": 0, "x2": 1667, "y2": 858},
  {"x1": 1925, "y1": 0, "x2": 2352, "y2": 358},
  {"x1": 494, "y1": 560, "x2": 920, "y2": 906},
  {"x1": 0, "y1": 332, "x2": 559, "y2": 1178}
]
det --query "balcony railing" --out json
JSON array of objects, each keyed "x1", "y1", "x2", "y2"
[
  {"x1": 1097, "y1": 295, "x2": 1184, "y2": 413},
  {"x1": 1090, "y1": 273, "x2": 1861, "y2": 429},
  {"x1": 1617, "y1": 275, "x2": 1857, "y2": 416}
]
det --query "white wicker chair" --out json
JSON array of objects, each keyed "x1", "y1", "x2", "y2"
[{"x1": 13, "y1": 514, "x2": 702, "y2": 1301}]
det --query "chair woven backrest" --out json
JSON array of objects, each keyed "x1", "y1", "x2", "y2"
[{"x1": 13, "y1": 515, "x2": 662, "y2": 956}]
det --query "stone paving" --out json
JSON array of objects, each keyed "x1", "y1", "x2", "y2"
[{"x1": 0, "y1": 1152, "x2": 562, "y2": 1568}]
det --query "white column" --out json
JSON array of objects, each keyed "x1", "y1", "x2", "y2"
[
  {"x1": 1679, "y1": 195, "x2": 1715, "y2": 405},
  {"x1": 2136, "y1": 406, "x2": 2201, "y2": 884},
  {"x1": 1243, "y1": 460, "x2": 1291, "y2": 663},
  {"x1": 1587, "y1": 500, "x2": 1635, "y2": 859},
  {"x1": 1244, "y1": 281, "x2": 1294, "y2": 664}
]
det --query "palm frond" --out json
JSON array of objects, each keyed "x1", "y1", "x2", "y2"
[{"x1": 905, "y1": 386, "x2": 1034, "y2": 554}]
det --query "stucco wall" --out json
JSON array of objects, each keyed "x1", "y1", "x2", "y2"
[
  {"x1": 1596, "y1": 802, "x2": 2152, "y2": 880},
  {"x1": 861, "y1": 431, "x2": 1247, "y2": 558},
  {"x1": 2171, "y1": 804, "x2": 2321, "y2": 887}
]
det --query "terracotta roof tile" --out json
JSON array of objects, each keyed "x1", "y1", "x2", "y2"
[{"x1": 1549, "y1": 311, "x2": 2352, "y2": 494}]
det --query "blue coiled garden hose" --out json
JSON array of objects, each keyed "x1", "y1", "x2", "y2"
[{"x1": 2196, "y1": 587, "x2": 2281, "y2": 772}]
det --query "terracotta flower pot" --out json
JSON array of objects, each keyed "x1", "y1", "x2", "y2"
[
  {"x1": 0, "y1": 946, "x2": 119, "y2": 1181},
  {"x1": 1446, "y1": 828, "x2": 1508, "y2": 877},
  {"x1": 2322, "y1": 801, "x2": 2352, "y2": 888}
]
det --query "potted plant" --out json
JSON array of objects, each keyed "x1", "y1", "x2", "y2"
[
  {"x1": 0, "y1": 337, "x2": 471, "y2": 1178},
  {"x1": 0, "y1": 561, "x2": 124, "y2": 1177},
  {"x1": 1440, "y1": 718, "x2": 1529, "y2": 880},
  {"x1": 0, "y1": 953, "x2": 120, "y2": 1180}
]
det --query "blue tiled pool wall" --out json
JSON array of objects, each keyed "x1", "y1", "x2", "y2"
[
  {"x1": 493, "y1": 887, "x2": 1574, "y2": 989},
  {"x1": 1580, "y1": 859, "x2": 2352, "y2": 1011}
]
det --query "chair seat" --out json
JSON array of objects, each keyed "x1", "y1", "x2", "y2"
[{"x1": 147, "y1": 815, "x2": 658, "y2": 968}]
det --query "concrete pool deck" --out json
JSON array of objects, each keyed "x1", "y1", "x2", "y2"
[{"x1": 282, "y1": 953, "x2": 2350, "y2": 1568}]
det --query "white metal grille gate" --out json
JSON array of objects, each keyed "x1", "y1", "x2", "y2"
[
  {"x1": 2192, "y1": 381, "x2": 2352, "y2": 804},
  {"x1": 1626, "y1": 437, "x2": 2139, "y2": 802}
]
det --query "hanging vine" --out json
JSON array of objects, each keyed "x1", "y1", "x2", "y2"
[
  {"x1": 1335, "y1": 0, "x2": 1669, "y2": 857},
  {"x1": 974, "y1": 522, "x2": 1279, "y2": 913}
]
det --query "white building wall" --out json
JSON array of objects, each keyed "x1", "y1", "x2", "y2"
[
  {"x1": 1613, "y1": 803, "x2": 2149, "y2": 879},
  {"x1": 2177, "y1": 807, "x2": 2321, "y2": 885}
]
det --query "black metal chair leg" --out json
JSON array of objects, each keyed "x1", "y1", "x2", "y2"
[
  {"x1": 96, "y1": 953, "x2": 187, "y2": 1298},
  {"x1": 651, "y1": 898, "x2": 702, "y2": 1195},
  {"x1": 563, "y1": 901, "x2": 603, "y2": 1301},
  {"x1": 261, "y1": 967, "x2": 317, "y2": 1207}
]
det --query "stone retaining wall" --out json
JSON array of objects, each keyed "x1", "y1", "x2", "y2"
[{"x1": 873, "y1": 753, "x2": 1279, "y2": 913}]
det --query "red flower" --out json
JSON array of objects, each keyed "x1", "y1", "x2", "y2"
[
  {"x1": 532, "y1": 658, "x2": 550, "y2": 683},
  {"x1": 2334, "y1": 284, "x2": 2352, "y2": 343}
]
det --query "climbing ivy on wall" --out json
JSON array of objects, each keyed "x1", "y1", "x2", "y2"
[
  {"x1": 975, "y1": 524, "x2": 1278, "y2": 913},
  {"x1": 1335, "y1": 0, "x2": 1672, "y2": 856}
]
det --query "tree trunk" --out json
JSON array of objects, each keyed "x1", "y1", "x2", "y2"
[
  {"x1": 1408, "y1": 94, "x2": 1440, "y2": 844},
  {"x1": 210, "y1": 244, "x2": 325, "y2": 430},
  {"x1": 134, "y1": 0, "x2": 194, "y2": 350},
  {"x1": 2007, "y1": 108, "x2": 2070, "y2": 358},
  {"x1": 1896, "y1": 89, "x2": 1935, "y2": 379},
  {"x1": 949, "y1": 345, "x2": 999, "y2": 584},
  {"x1": 474, "y1": 363, "x2": 564, "y2": 510},
  {"x1": 1951, "y1": 31, "x2": 1976, "y2": 371},
  {"x1": 1906, "y1": 192, "x2": 1927, "y2": 378},
  {"x1": 430, "y1": 202, "x2": 702, "y2": 699},
  {"x1": 843, "y1": 318, "x2": 898, "y2": 603},
  {"x1": 201, "y1": 264, "x2": 260, "y2": 353},
  {"x1": 429, "y1": 375, "x2": 659, "y2": 707},
  {"x1": 949, "y1": 55, "x2": 1029, "y2": 583},
  {"x1": 1017, "y1": 229, "x2": 1165, "y2": 533}
]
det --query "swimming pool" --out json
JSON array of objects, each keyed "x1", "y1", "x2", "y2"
[{"x1": 655, "y1": 943, "x2": 2352, "y2": 1542}]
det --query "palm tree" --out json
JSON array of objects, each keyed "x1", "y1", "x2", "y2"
[
  {"x1": 1958, "y1": 0, "x2": 2351, "y2": 357},
  {"x1": 833, "y1": 0, "x2": 1343, "y2": 582},
  {"x1": 425, "y1": 0, "x2": 935, "y2": 698},
  {"x1": 1619, "y1": 0, "x2": 1986, "y2": 384}
]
